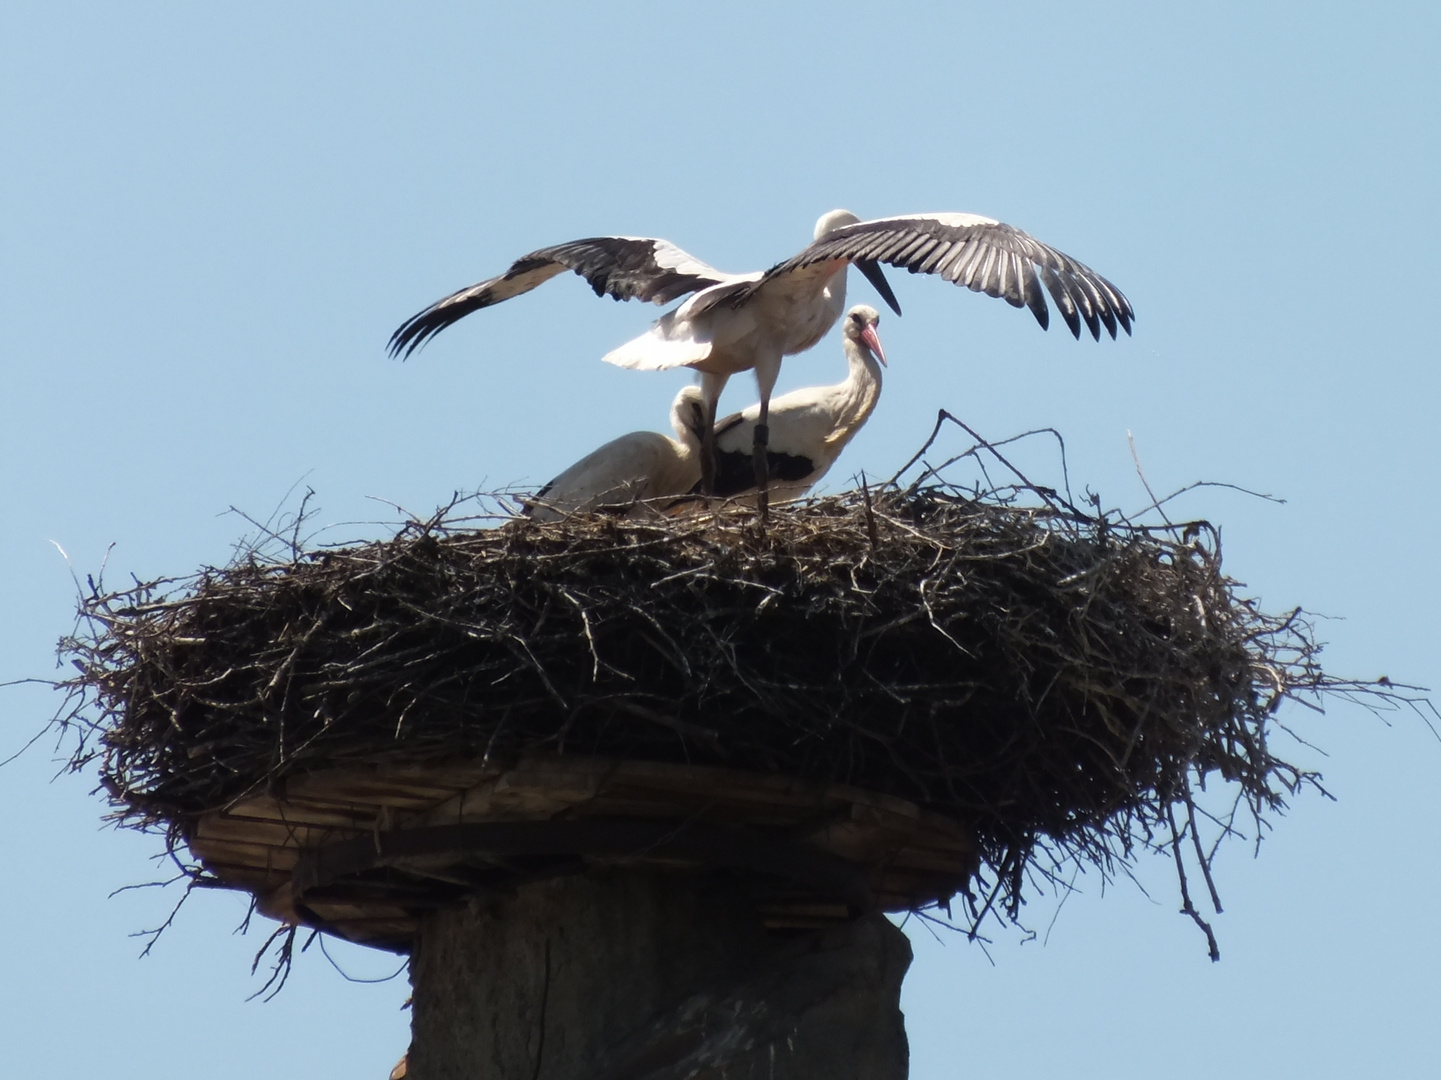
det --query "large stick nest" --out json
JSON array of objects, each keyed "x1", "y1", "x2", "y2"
[{"x1": 61, "y1": 444, "x2": 1382, "y2": 940}]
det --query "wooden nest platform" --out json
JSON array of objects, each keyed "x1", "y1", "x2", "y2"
[
  {"x1": 60, "y1": 480, "x2": 1343, "y2": 956},
  {"x1": 186, "y1": 756, "x2": 975, "y2": 950}
]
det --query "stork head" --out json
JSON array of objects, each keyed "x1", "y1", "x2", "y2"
[
  {"x1": 814, "y1": 209, "x2": 861, "y2": 239},
  {"x1": 843, "y1": 305, "x2": 887, "y2": 367},
  {"x1": 671, "y1": 385, "x2": 709, "y2": 446},
  {"x1": 815, "y1": 210, "x2": 902, "y2": 318}
]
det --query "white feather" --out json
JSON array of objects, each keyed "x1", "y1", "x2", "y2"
[{"x1": 525, "y1": 387, "x2": 706, "y2": 521}]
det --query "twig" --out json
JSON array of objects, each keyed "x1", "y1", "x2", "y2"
[
  {"x1": 1127, "y1": 430, "x2": 1173, "y2": 528},
  {"x1": 1166, "y1": 802, "x2": 1220, "y2": 961}
]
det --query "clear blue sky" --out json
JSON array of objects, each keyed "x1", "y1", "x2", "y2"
[{"x1": 4, "y1": 3, "x2": 1439, "y2": 1076}]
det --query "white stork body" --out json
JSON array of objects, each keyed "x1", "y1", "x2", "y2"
[
  {"x1": 685, "y1": 305, "x2": 889, "y2": 507},
  {"x1": 523, "y1": 386, "x2": 706, "y2": 522},
  {"x1": 390, "y1": 210, "x2": 1133, "y2": 511},
  {"x1": 598, "y1": 229, "x2": 855, "y2": 500}
]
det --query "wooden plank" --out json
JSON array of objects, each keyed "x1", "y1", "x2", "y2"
[
  {"x1": 254, "y1": 881, "x2": 300, "y2": 924},
  {"x1": 289, "y1": 785, "x2": 455, "y2": 811},
  {"x1": 762, "y1": 918, "x2": 843, "y2": 929},
  {"x1": 194, "y1": 813, "x2": 357, "y2": 851},
  {"x1": 192, "y1": 863, "x2": 290, "y2": 893},
  {"x1": 282, "y1": 769, "x2": 475, "y2": 807},
  {"x1": 593, "y1": 786, "x2": 827, "y2": 821},
  {"x1": 411, "y1": 781, "x2": 599, "y2": 827},
  {"x1": 286, "y1": 761, "x2": 498, "y2": 794},
  {"x1": 755, "y1": 901, "x2": 852, "y2": 920},
  {"x1": 912, "y1": 809, "x2": 974, "y2": 846},
  {"x1": 875, "y1": 870, "x2": 969, "y2": 902},
  {"x1": 302, "y1": 900, "x2": 413, "y2": 922},
  {"x1": 188, "y1": 836, "x2": 301, "y2": 872},
  {"x1": 318, "y1": 920, "x2": 416, "y2": 950},
  {"x1": 604, "y1": 759, "x2": 928, "y2": 821},
  {"x1": 182, "y1": 756, "x2": 976, "y2": 935},
  {"x1": 883, "y1": 847, "x2": 977, "y2": 874},
  {"x1": 803, "y1": 823, "x2": 914, "y2": 864},
  {"x1": 223, "y1": 795, "x2": 382, "y2": 830}
]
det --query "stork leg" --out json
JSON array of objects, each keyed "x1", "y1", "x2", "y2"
[
  {"x1": 701, "y1": 406, "x2": 717, "y2": 496},
  {"x1": 753, "y1": 404, "x2": 770, "y2": 521},
  {"x1": 750, "y1": 358, "x2": 781, "y2": 522},
  {"x1": 698, "y1": 373, "x2": 727, "y2": 497}
]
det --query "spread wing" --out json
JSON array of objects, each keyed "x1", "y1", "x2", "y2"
[
  {"x1": 388, "y1": 237, "x2": 732, "y2": 358},
  {"x1": 754, "y1": 212, "x2": 1134, "y2": 341}
]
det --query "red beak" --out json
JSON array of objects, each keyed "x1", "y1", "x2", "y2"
[{"x1": 861, "y1": 323, "x2": 888, "y2": 367}]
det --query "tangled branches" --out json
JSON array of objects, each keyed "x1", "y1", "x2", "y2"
[{"x1": 59, "y1": 436, "x2": 1418, "y2": 958}]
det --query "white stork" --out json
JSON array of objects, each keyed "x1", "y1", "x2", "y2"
[
  {"x1": 681, "y1": 304, "x2": 889, "y2": 508},
  {"x1": 522, "y1": 385, "x2": 706, "y2": 522},
  {"x1": 390, "y1": 210, "x2": 1133, "y2": 514}
]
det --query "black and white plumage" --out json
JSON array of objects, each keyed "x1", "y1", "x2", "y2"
[
  {"x1": 691, "y1": 304, "x2": 889, "y2": 507},
  {"x1": 523, "y1": 386, "x2": 707, "y2": 522},
  {"x1": 388, "y1": 238, "x2": 732, "y2": 359},
  {"x1": 753, "y1": 212, "x2": 1133, "y2": 342},
  {"x1": 389, "y1": 210, "x2": 1132, "y2": 512}
]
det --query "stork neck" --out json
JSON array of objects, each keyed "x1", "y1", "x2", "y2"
[
  {"x1": 824, "y1": 266, "x2": 848, "y2": 322},
  {"x1": 836, "y1": 337, "x2": 883, "y2": 428}
]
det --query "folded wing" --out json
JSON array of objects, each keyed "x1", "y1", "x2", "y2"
[{"x1": 525, "y1": 430, "x2": 701, "y2": 521}]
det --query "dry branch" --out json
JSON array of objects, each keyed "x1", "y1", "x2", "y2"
[{"x1": 55, "y1": 459, "x2": 1406, "y2": 942}]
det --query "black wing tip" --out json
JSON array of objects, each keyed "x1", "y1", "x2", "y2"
[
  {"x1": 1035, "y1": 291, "x2": 1135, "y2": 342},
  {"x1": 387, "y1": 295, "x2": 490, "y2": 358},
  {"x1": 1088, "y1": 296, "x2": 1136, "y2": 342},
  {"x1": 1116, "y1": 295, "x2": 1136, "y2": 336},
  {"x1": 387, "y1": 331, "x2": 412, "y2": 360},
  {"x1": 387, "y1": 318, "x2": 431, "y2": 360}
]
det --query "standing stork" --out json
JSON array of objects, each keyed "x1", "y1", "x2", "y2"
[
  {"x1": 389, "y1": 210, "x2": 1134, "y2": 515},
  {"x1": 681, "y1": 304, "x2": 890, "y2": 508},
  {"x1": 523, "y1": 385, "x2": 706, "y2": 522}
]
